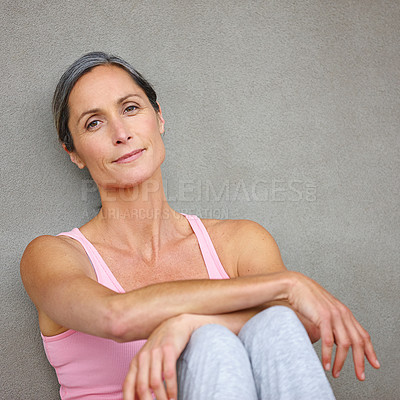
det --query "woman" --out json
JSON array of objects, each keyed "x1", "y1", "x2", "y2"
[{"x1": 20, "y1": 52, "x2": 380, "y2": 400}]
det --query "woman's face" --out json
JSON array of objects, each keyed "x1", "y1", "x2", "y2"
[{"x1": 67, "y1": 64, "x2": 165, "y2": 189}]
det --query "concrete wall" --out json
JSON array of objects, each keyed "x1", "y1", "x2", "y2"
[{"x1": 1, "y1": 1, "x2": 399, "y2": 398}]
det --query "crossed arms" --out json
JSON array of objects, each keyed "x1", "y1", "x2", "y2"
[{"x1": 20, "y1": 219, "x2": 379, "y2": 399}]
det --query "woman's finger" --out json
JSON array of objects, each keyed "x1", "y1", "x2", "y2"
[
  {"x1": 163, "y1": 345, "x2": 178, "y2": 400},
  {"x1": 340, "y1": 311, "x2": 365, "y2": 380},
  {"x1": 123, "y1": 360, "x2": 138, "y2": 400},
  {"x1": 350, "y1": 314, "x2": 380, "y2": 371},
  {"x1": 351, "y1": 335, "x2": 366, "y2": 381},
  {"x1": 319, "y1": 317, "x2": 334, "y2": 372},
  {"x1": 136, "y1": 351, "x2": 153, "y2": 400},
  {"x1": 330, "y1": 311, "x2": 351, "y2": 378},
  {"x1": 150, "y1": 348, "x2": 168, "y2": 400}
]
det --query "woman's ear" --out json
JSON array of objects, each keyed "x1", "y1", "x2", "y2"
[
  {"x1": 62, "y1": 144, "x2": 86, "y2": 169},
  {"x1": 156, "y1": 102, "x2": 165, "y2": 135}
]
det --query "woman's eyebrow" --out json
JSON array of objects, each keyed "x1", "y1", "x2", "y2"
[
  {"x1": 77, "y1": 108, "x2": 101, "y2": 126},
  {"x1": 117, "y1": 93, "x2": 143, "y2": 103},
  {"x1": 76, "y1": 94, "x2": 143, "y2": 126}
]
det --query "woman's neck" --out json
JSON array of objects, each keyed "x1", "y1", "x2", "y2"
[{"x1": 87, "y1": 169, "x2": 187, "y2": 256}]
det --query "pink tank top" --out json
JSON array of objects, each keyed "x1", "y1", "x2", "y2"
[{"x1": 41, "y1": 214, "x2": 230, "y2": 400}]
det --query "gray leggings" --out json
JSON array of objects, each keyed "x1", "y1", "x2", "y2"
[{"x1": 177, "y1": 306, "x2": 336, "y2": 400}]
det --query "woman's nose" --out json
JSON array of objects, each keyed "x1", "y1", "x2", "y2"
[{"x1": 110, "y1": 118, "x2": 132, "y2": 145}]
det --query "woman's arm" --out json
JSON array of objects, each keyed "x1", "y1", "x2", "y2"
[
  {"x1": 122, "y1": 219, "x2": 379, "y2": 399},
  {"x1": 147, "y1": 220, "x2": 378, "y2": 382},
  {"x1": 22, "y1": 222, "x2": 379, "y2": 383},
  {"x1": 224, "y1": 220, "x2": 379, "y2": 380},
  {"x1": 20, "y1": 234, "x2": 292, "y2": 342}
]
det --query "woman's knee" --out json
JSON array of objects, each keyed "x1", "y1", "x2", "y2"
[
  {"x1": 178, "y1": 324, "x2": 258, "y2": 400},
  {"x1": 186, "y1": 323, "x2": 242, "y2": 355},
  {"x1": 178, "y1": 323, "x2": 251, "y2": 380},
  {"x1": 239, "y1": 305, "x2": 304, "y2": 344}
]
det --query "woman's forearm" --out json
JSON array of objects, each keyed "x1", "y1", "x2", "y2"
[
  {"x1": 108, "y1": 272, "x2": 293, "y2": 342},
  {"x1": 184, "y1": 307, "x2": 266, "y2": 335},
  {"x1": 181, "y1": 301, "x2": 320, "y2": 343}
]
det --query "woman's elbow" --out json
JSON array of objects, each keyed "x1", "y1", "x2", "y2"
[{"x1": 102, "y1": 296, "x2": 134, "y2": 342}]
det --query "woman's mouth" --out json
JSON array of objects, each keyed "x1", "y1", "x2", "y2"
[{"x1": 113, "y1": 149, "x2": 145, "y2": 164}]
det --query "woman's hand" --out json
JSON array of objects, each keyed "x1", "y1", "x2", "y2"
[
  {"x1": 123, "y1": 314, "x2": 195, "y2": 400},
  {"x1": 287, "y1": 271, "x2": 380, "y2": 380}
]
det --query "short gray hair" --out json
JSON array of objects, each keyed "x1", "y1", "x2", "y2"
[{"x1": 52, "y1": 51, "x2": 160, "y2": 152}]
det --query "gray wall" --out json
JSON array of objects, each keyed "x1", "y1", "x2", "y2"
[{"x1": 1, "y1": 1, "x2": 399, "y2": 399}]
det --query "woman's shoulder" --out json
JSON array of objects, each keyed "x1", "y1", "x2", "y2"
[
  {"x1": 20, "y1": 234, "x2": 93, "y2": 282},
  {"x1": 200, "y1": 218, "x2": 280, "y2": 277},
  {"x1": 201, "y1": 217, "x2": 271, "y2": 239},
  {"x1": 22, "y1": 233, "x2": 85, "y2": 258}
]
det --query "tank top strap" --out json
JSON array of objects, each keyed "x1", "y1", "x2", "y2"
[
  {"x1": 57, "y1": 228, "x2": 125, "y2": 293},
  {"x1": 182, "y1": 214, "x2": 230, "y2": 280}
]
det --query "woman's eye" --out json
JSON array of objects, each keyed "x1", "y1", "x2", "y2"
[
  {"x1": 124, "y1": 105, "x2": 137, "y2": 113},
  {"x1": 87, "y1": 120, "x2": 100, "y2": 130}
]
